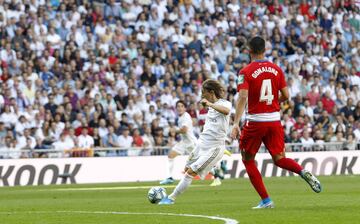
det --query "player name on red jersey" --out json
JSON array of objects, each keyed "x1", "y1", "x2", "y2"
[{"x1": 252, "y1": 66, "x2": 279, "y2": 78}]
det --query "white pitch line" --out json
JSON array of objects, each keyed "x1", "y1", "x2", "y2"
[
  {"x1": 45, "y1": 184, "x2": 207, "y2": 191},
  {"x1": 0, "y1": 211, "x2": 239, "y2": 224}
]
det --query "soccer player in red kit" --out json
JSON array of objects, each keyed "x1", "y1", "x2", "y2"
[{"x1": 231, "y1": 36, "x2": 322, "y2": 209}]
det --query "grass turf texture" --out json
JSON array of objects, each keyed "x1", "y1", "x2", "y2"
[{"x1": 0, "y1": 176, "x2": 359, "y2": 224}]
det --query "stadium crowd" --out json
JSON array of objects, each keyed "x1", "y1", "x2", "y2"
[{"x1": 0, "y1": 0, "x2": 359, "y2": 158}]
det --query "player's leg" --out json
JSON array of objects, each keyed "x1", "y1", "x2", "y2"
[
  {"x1": 160, "y1": 146, "x2": 223, "y2": 205},
  {"x1": 242, "y1": 151, "x2": 274, "y2": 209},
  {"x1": 199, "y1": 146, "x2": 226, "y2": 187},
  {"x1": 169, "y1": 147, "x2": 223, "y2": 200},
  {"x1": 240, "y1": 123, "x2": 273, "y2": 208},
  {"x1": 299, "y1": 169, "x2": 322, "y2": 193},
  {"x1": 273, "y1": 152, "x2": 322, "y2": 192},
  {"x1": 272, "y1": 152, "x2": 322, "y2": 193},
  {"x1": 210, "y1": 153, "x2": 229, "y2": 186},
  {"x1": 210, "y1": 163, "x2": 222, "y2": 186},
  {"x1": 264, "y1": 125, "x2": 322, "y2": 193},
  {"x1": 159, "y1": 167, "x2": 197, "y2": 205},
  {"x1": 159, "y1": 146, "x2": 200, "y2": 204},
  {"x1": 272, "y1": 152, "x2": 303, "y2": 174},
  {"x1": 263, "y1": 125, "x2": 303, "y2": 174},
  {"x1": 160, "y1": 145, "x2": 182, "y2": 185},
  {"x1": 220, "y1": 150, "x2": 231, "y2": 175}
]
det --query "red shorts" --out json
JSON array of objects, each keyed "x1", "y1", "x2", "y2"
[{"x1": 239, "y1": 121, "x2": 284, "y2": 156}]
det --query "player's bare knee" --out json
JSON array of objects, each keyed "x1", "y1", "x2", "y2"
[
  {"x1": 168, "y1": 151, "x2": 178, "y2": 159},
  {"x1": 186, "y1": 169, "x2": 197, "y2": 177},
  {"x1": 272, "y1": 152, "x2": 285, "y2": 163},
  {"x1": 241, "y1": 151, "x2": 246, "y2": 159},
  {"x1": 241, "y1": 151, "x2": 255, "y2": 161}
]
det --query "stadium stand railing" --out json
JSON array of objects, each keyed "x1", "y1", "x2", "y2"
[{"x1": 0, "y1": 142, "x2": 358, "y2": 159}]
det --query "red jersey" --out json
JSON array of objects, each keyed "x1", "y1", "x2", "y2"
[
  {"x1": 321, "y1": 96, "x2": 335, "y2": 113},
  {"x1": 237, "y1": 60, "x2": 287, "y2": 122}
]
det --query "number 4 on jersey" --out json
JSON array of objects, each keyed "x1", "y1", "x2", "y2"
[{"x1": 259, "y1": 79, "x2": 274, "y2": 105}]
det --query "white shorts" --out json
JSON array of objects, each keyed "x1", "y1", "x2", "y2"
[
  {"x1": 172, "y1": 141, "x2": 196, "y2": 155},
  {"x1": 186, "y1": 145, "x2": 225, "y2": 180}
]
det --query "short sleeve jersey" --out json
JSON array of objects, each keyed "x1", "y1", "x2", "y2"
[
  {"x1": 198, "y1": 99, "x2": 232, "y2": 147},
  {"x1": 237, "y1": 60, "x2": 287, "y2": 116},
  {"x1": 178, "y1": 112, "x2": 197, "y2": 144}
]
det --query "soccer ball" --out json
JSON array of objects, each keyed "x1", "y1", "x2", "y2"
[{"x1": 147, "y1": 187, "x2": 167, "y2": 204}]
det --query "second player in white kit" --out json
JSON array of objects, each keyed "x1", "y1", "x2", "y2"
[
  {"x1": 172, "y1": 109, "x2": 197, "y2": 155},
  {"x1": 160, "y1": 101, "x2": 197, "y2": 185},
  {"x1": 159, "y1": 79, "x2": 231, "y2": 205}
]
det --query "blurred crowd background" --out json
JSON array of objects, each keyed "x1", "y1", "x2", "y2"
[{"x1": 0, "y1": 0, "x2": 359, "y2": 158}]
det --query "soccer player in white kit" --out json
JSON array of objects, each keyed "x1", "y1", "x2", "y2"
[
  {"x1": 160, "y1": 100, "x2": 197, "y2": 185},
  {"x1": 159, "y1": 79, "x2": 231, "y2": 205}
]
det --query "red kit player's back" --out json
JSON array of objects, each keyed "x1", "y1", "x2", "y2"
[
  {"x1": 237, "y1": 60, "x2": 287, "y2": 122},
  {"x1": 237, "y1": 59, "x2": 287, "y2": 156},
  {"x1": 235, "y1": 37, "x2": 322, "y2": 208}
]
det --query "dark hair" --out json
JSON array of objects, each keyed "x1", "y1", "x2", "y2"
[
  {"x1": 176, "y1": 100, "x2": 187, "y2": 108},
  {"x1": 248, "y1": 36, "x2": 265, "y2": 54},
  {"x1": 202, "y1": 79, "x2": 225, "y2": 99},
  {"x1": 96, "y1": 103, "x2": 104, "y2": 112}
]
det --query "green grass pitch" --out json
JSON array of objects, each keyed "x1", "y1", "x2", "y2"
[{"x1": 0, "y1": 176, "x2": 359, "y2": 224}]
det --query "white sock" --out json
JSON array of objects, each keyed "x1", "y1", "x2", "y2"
[
  {"x1": 167, "y1": 158, "x2": 174, "y2": 178},
  {"x1": 169, "y1": 173, "x2": 193, "y2": 200}
]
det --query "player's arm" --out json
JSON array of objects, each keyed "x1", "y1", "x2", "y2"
[
  {"x1": 279, "y1": 86, "x2": 290, "y2": 102},
  {"x1": 177, "y1": 126, "x2": 188, "y2": 134},
  {"x1": 231, "y1": 71, "x2": 249, "y2": 139},
  {"x1": 230, "y1": 91, "x2": 248, "y2": 139},
  {"x1": 234, "y1": 89, "x2": 248, "y2": 125},
  {"x1": 232, "y1": 89, "x2": 248, "y2": 138},
  {"x1": 200, "y1": 99, "x2": 230, "y2": 115}
]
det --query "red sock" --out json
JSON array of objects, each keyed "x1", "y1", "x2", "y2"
[
  {"x1": 275, "y1": 158, "x2": 303, "y2": 174},
  {"x1": 243, "y1": 160, "x2": 269, "y2": 200}
]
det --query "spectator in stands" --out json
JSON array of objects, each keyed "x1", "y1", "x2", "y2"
[
  {"x1": 300, "y1": 130, "x2": 315, "y2": 151},
  {"x1": 17, "y1": 128, "x2": 36, "y2": 150},
  {"x1": 0, "y1": 134, "x2": 9, "y2": 157},
  {"x1": 120, "y1": 113, "x2": 130, "y2": 129},
  {"x1": 132, "y1": 129, "x2": 144, "y2": 147},
  {"x1": 92, "y1": 128, "x2": 102, "y2": 148},
  {"x1": 332, "y1": 115, "x2": 346, "y2": 133},
  {"x1": 117, "y1": 127, "x2": 133, "y2": 149},
  {"x1": 0, "y1": 122, "x2": 6, "y2": 145},
  {"x1": 321, "y1": 91, "x2": 336, "y2": 114},
  {"x1": 330, "y1": 131, "x2": 347, "y2": 143},
  {"x1": 344, "y1": 133, "x2": 357, "y2": 150},
  {"x1": 77, "y1": 127, "x2": 94, "y2": 149},
  {"x1": 340, "y1": 98, "x2": 355, "y2": 119},
  {"x1": 142, "y1": 125, "x2": 155, "y2": 149},
  {"x1": 98, "y1": 119, "x2": 109, "y2": 138},
  {"x1": 0, "y1": 0, "x2": 358, "y2": 158},
  {"x1": 0, "y1": 105, "x2": 18, "y2": 128},
  {"x1": 306, "y1": 84, "x2": 321, "y2": 107},
  {"x1": 102, "y1": 126, "x2": 119, "y2": 148},
  {"x1": 313, "y1": 129, "x2": 325, "y2": 146},
  {"x1": 52, "y1": 133, "x2": 74, "y2": 156}
]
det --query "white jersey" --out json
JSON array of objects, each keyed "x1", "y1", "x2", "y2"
[
  {"x1": 178, "y1": 112, "x2": 197, "y2": 144},
  {"x1": 198, "y1": 99, "x2": 231, "y2": 147}
]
